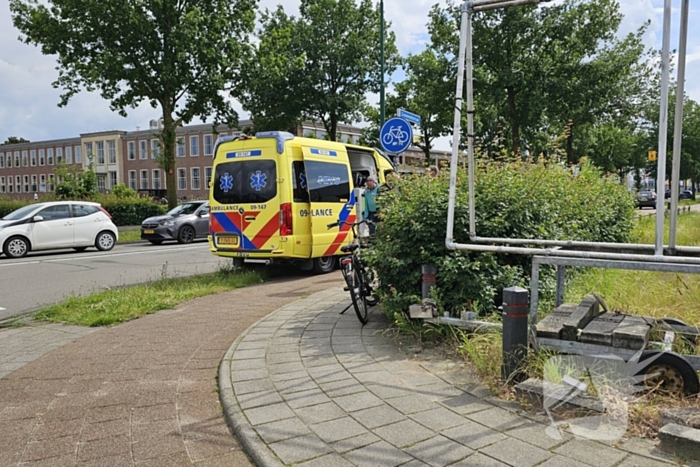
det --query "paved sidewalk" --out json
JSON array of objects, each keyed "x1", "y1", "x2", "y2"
[
  {"x1": 0, "y1": 272, "x2": 341, "y2": 466},
  {"x1": 221, "y1": 288, "x2": 696, "y2": 467}
]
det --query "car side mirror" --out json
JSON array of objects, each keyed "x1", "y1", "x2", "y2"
[{"x1": 33, "y1": 215, "x2": 44, "y2": 222}]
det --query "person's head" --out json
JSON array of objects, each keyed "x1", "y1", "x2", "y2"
[
  {"x1": 428, "y1": 166, "x2": 439, "y2": 178},
  {"x1": 365, "y1": 175, "x2": 377, "y2": 189}
]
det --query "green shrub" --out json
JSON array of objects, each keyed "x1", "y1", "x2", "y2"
[
  {"x1": 366, "y1": 158, "x2": 636, "y2": 317},
  {"x1": 97, "y1": 196, "x2": 167, "y2": 226},
  {"x1": 0, "y1": 198, "x2": 32, "y2": 218},
  {"x1": 110, "y1": 184, "x2": 138, "y2": 199}
]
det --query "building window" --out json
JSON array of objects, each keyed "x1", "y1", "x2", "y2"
[
  {"x1": 108, "y1": 171, "x2": 117, "y2": 188},
  {"x1": 153, "y1": 169, "x2": 161, "y2": 189},
  {"x1": 66, "y1": 147, "x2": 73, "y2": 164},
  {"x1": 205, "y1": 167, "x2": 212, "y2": 189},
  {"x1": 48, "y1": 174, "x2": 55, "y2": 192},
  {"x1": 75, "y1": 145, "x2": 82, "y2": 164},
  {"x1": 47, "y1": 148, "x2": 54, "y2": 165},
  {"x1": 8, "y1": 177, "x2": 13, "y2": 193},
  {"x1": 38, "y1": 149, "x2": 45, "y2": 166},
  {"x1": 56, "y1": 147, "x2": 63, "y2": 164},
  {"x1": 177, "y1": 168, "x2": 186, "y2": 190},
  {"x1": 191, "y1": 167, "x2": 201, "y2": 190},
  {"x1": 204, "y1": 135, "x2": 213, "y2": 156},
  {"x1": 22, "y1": 150, "x2": 28, "y2": 167},
  {"x1": 40, "y1": 174, "x2": 46, "y2": 192},
  {"x1": 30, "y1": 150, "x2": 36, "y2": 166},
  {"x1": 31, "y1": 175, "x2": 37, "y2": 193},
  {"x1": 14, "y1": 151, "x2": 20, "y2": 167},
  {"x1": 24, "y1": 175, "x2": 29, "y2": 193},
  {"x1": 0, "y1": 176, "x2": 4, "y2": 193},
  {"x1": 97, "y1": 142, "x2": 105, "y2": 164},
  {"x1": 177, "y1": 138, "x2": 185, "y2": 157},
  {"x1": 15, "y1": 175, "x2": 21, "y2": 193},
  {"x1": 6, "y1": 153, "x2": 11, "y2": 168},
  {"x1": 108, "y1": 140, "x2": 116, "y2": 164},
  {"x1": 190, "y1": 136, "x2": 199, "y2": 157},
  {"x1": 151, "y1": 139, "x2": 159, "y2": 159},
  {"x1": 84, "y1": 142, "x2": 93, "y2": 160},
  {"x1": 140, "y1": 170, "x2": 149, "y2": 190},
  {"x1": 139, "y1": 140, "x2": 147, "y2": 160},
  {"x1": 0, "y1": 152, "x2": 4, "y2": 169},
  {"x1": 128, "y1": 141, "x2": 136, "y2": 160},
  {"x1": 128, "y1": 171, "x2": 137, "y2": 190}
]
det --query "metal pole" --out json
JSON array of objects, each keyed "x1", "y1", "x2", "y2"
[
  {"x1": 669, "y1": 0, "x2": 690, "y2": 250},
  {"x1": 466, "y1": 10, "x2": 476, "y2": 237},
  {"x1": 446, "y1": 2, "x2": 469, "y2": 245},
  {"x1": 379, "y1": 0, "x2": 385, "y2": 128},
  {"x1": 655, "y1": 0, "x2": 672, "y2": 256}
]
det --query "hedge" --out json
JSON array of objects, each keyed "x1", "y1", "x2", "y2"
[
  {"x1": 0, "y1": 196, "x2": 167, "y2": 226},
  {"x1": 365, "y1": 159, "x2": 637, "y2": 317}
]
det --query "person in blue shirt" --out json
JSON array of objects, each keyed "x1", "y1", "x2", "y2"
[{"x1": 363, "y1": 175, "x2": 379, "y2": 234}]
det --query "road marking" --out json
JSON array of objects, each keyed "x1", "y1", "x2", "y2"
[
  {"x1": 0, "y1": 244, "x2": 212, "y2": 268},
  {"x1": 0, "y1": 307, "x2": 6, "y2": 312}
]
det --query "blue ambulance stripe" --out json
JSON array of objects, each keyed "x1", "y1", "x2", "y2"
[
  {"x1": 337, "y1": 190, "x2": 356, "y2": 225},
  {"x1": 212, "y1": 213, "x2": 257, "y2": 250},
  {"x1": 310, "y1": 148, "x2": 338, "y2": 157},
  {"x1": 226, "y1": 150, "x2": 262, "y2": 158}
]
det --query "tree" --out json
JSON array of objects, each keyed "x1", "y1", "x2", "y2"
[
  {"x1": 2, "y1": 136, "x2": 30, "y2": 145},
  {"x1": 244, "y1": 0, "x2": 400, "y2": 141},
  {"x1": 54, "y1": 159, "x2": 97, "y2": 200},
  {"x1": 11, "y1": 0, "x2": 256, "y2": 209}
]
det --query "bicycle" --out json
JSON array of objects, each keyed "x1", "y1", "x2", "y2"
[
  {"x1": 326, "y1": 219, "x2": 378, "y2": 325},
  {"x1": 382, "y1": 126, "x2": 409, "y2": 147}
]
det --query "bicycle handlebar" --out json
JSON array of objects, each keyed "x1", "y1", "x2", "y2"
[{"x1": 326, "y1": 219, "x2": 373, "y2": 230}]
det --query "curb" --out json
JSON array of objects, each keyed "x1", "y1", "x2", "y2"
[{"x1": 218, "y1": 313, "x2": 285, "y2": 467}]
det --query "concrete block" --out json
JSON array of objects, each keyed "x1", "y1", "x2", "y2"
[
  {"x1": 579, "y1": 313, "x2": 625, "y2": 346},
  {"x1": 660, "y1": 408, "x2": 700, "y2": 429},
  {"x1": 612, "y1": 315, "x2": 651, "y2": 350},
  {"x1": 536, "y1": 304, "x2": 577, "y2": 339},
  {"x1": 658, "y1": 423, "x2": 700, "y2": 460},
  {"x1": 561, "y1": 296, "x2": 600, "y2": 341},
  {"x1": 515, "y1": 378, "x2": 604, "y2": 414},
  {"x1": 409, "y1": 304, "x2": 432, "y2": 319}
]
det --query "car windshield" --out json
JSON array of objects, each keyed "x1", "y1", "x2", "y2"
[
  {"x1": 167, "y1": 202, "x2": 202, "y2": 216},
  {"x1": 2, "y1": 204, "x2": 44, "y2": 221}
]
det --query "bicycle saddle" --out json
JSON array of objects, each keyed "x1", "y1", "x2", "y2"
[{"x1": 340, "y1": 244, "x2": 359, "y2": 253}]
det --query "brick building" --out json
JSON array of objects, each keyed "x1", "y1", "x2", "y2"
[{"x1": 0, "y1": 119, "x2": 449, "y2": 201}]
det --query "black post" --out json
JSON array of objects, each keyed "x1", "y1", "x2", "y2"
[
  {"x1": 421, "y1": 265, "x2": 437, "y2": 300},
  {"x1": 502, "y1": 286, "x2": 529, "y2": 383}
]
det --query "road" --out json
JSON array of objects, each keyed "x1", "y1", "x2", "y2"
[{"x1": 0, "y1": 241, "x2": 228, "y2": 321}]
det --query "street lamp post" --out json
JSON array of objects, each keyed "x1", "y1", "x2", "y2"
[{"x1": 379, "y1": 0, "x2": 385, "y2": 128}]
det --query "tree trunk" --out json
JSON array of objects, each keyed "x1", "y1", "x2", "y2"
[
  {"x1": 566, "y1": 121, "x2": 575, "y2": 165},
  {"x1": 160, "y1": 109, "x2": 178, "y2": 210},
  {"x1": 329, "y1": 113, "x2": 338, "y2": 142},
  {"x1": 506, "y1": 86, "x2": 520, "y2": 157}
]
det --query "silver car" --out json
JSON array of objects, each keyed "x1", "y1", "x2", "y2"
[{"x1": 140, "y1": 201, "x2": 209, "y2": 244}]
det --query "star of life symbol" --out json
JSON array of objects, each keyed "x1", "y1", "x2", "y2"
[
  {"x1": 299, "y1": 172, "x2": 307, "y2": 189},
  {"x1": 250, "y1": 170, "x2": 267, "y2": 191},
  {"x1": 220, "y1": 173, "x2": 233, "y2": 193}
]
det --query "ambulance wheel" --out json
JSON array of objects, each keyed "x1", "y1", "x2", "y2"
[
  {"x1": 313, "y1": 256, "x2": 337, "y2": 274},
  {"x1": 231, "y1": 258, "x2": 245, "y2": 269}
]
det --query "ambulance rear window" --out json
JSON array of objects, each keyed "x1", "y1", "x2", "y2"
[
  {"x1": 305, "y1": 161, "x2": 350, "y2": 203},
  {"x1": 213, "y1": 160, "x2": 277, "y2": 204}
]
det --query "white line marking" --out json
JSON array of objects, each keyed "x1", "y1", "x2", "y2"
[{"x1": 0, "y1": 244, "x2": 210, "y2": 268}]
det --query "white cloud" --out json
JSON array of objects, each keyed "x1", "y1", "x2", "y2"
[{"x1": 1, "y1": 0, "x2": 699, "y2": 147}]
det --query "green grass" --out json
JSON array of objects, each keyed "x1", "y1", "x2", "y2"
[
  {"x1": 117, "y1": 229, "x2": 142, "y2": 243},
  {"x1": 33, "y1": 267, "x2": 262, "y2": 326},
  {"x1": 565, "y1": 212, "x2": 700, "y2": 327}
]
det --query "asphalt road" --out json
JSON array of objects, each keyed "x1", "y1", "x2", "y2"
[{"x1": 0, "y1": 241, "x2": 228, "y2": 321}]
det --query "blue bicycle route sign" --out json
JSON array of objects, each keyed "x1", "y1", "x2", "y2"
[{"x1": 379, "y1": 117, "x2": 413, "y2": 154}]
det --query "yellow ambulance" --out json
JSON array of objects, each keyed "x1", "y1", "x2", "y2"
[{"x1": 208, "y1": 131, "x2": 395, "y2": 273}]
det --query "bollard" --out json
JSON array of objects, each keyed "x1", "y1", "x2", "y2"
[
  {"x1": 502, "y1": 286, "x2": 529, "y2": 383},
  {"x1": 421, "y1": 265, "x2": 437, "y2": 300}
]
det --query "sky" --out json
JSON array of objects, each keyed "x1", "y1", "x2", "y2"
[{"x1": 0, "y1": 0, "x2": 699, "y2": 150}]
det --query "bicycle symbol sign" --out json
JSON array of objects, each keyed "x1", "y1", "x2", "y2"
[{"x1": 379, "y1": 117, "x2": 413, "y2": 154}]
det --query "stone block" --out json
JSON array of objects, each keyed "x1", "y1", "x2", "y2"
[
  {"x1": 612, "y1": 315, "x2": 651, "y2": 350},
  {"x1": 515, "y1": 378, "x2": 604, "y2": 414},
  {"x1": 660, "y1": 408, "x2": 700, "y2": 429},
  {"x1": 579, "y1": 313, "x2": 625, "y2": 346},
  {"x1": 561, "y1": 296, "x2": 600, "y2": 341},
  {"x1": 536, "y1": 304, "x2": 577, "y2": 339},
  {"x1": 658, "y1": 423, "x2": 700, "y2": 460}
]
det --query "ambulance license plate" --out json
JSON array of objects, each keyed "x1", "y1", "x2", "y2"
[{"x1": 218, "y1": 236, "x2": 239, "y2": 246}]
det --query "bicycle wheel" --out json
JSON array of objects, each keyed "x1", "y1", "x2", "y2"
[
  {"x1": 363, "y1": 267, "x2": 379, "y2": 306},
  {"x1": 349, "y1": 268, "x2": 369, "y2": 325}
]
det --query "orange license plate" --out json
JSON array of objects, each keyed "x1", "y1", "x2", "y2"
[
  {"x1": 144, "y1": 229, "x2": 155, "y2": 234},
  {"x1": 218, "y1": 236, "x2": 239, "y2": 246}
]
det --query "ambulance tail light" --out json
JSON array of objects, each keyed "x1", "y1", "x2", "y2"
[{"x1": 280, "y1": 203, "x2": 293, "y2": 236}]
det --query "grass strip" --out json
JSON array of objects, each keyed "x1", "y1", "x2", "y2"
[
  {"x1": 117, "y1": 229, "x2": 142, "y2": 243},
  {"x1": 34, "y1": 268, "x2": 262, "y2": 327}
]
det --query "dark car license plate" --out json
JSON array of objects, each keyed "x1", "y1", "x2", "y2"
[{"x1": 144, "y1": 229, "x2": 155, "y2": 234}]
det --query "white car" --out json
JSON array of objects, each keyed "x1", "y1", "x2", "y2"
[{"x1": 0, "y1": 201, "x2": 118, "y2": 258}]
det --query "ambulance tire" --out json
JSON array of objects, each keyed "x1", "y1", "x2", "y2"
[
  {"x1": 231, "y1": 258, "x2": 245, "y2": 269},
  {"x1": 313, "y1": 256, "x2": 337, "y2": 274}
]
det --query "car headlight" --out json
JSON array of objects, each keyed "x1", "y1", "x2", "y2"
[{"x1": 161, "y1": 220, "x2": 173, "y2": 226}]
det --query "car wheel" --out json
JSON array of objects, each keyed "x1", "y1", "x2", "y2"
[
  {"x1": 73, "y1": 247, "x2": 88, "y2": 252},
  {"x1": 312, "y1": 256, "x2": 337, "y2": 274},
  {"x1": 148, "y1": 240, "x2": 164, "y2": 245},
  {"x1": 177, "y1": 225, "x2": 196, "y2": 244},
  {"x1": 95, "y1": 231, "x2": 116, "y2": 251},
  {"x1": 3, "y1": 236, "x2": 30, "y2": 258}
]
